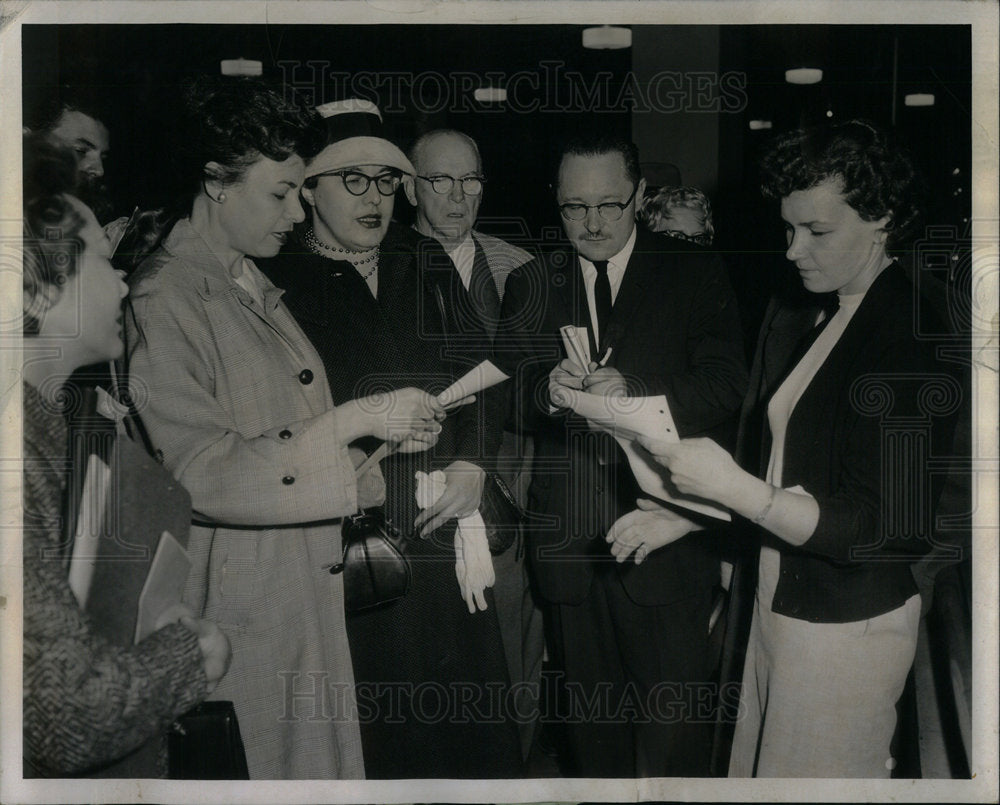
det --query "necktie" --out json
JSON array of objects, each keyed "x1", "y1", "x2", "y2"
[{"x1": 592, "y1": 259, "x2": 612, "y2": 346}]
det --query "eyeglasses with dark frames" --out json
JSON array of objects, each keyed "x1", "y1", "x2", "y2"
[
  {"x1": 416, "y1": 174, "x2": 486, "y2": 196},
  {"x1": 558, "y1": 183, "x2": 640, "y2": 222},
  {"x1": 660, "y1": 230, "x2": 712, "y2": 246},
  {"x1": 315, "y1": 170, "x2": 403, "y2": 197}
]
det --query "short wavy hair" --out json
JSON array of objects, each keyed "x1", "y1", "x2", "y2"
[
  {"x1": 759, "y1": 119, "x2": 923, "y2": 252},
  {"x1": 22, "y1": 134, "x2": 86, "y2": 335},
  {"x1": 168, "y1": 75, "x2": 322, "y2": 214},
  {"x1": 638, "y1": 185, "x2": 714, "y2": 244}
]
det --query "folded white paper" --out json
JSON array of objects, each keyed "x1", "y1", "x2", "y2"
[
  {"x1": 134, "y1": 531, "x2": 192, "y2": 643},
  {"x1": 436, "y1": 359, "x2": 510, "y2": 408},
  {"x1": 559, "y1": 325, "x2": 592, "y2": 371},
  {"x1": 555, "y1": 388, "x2": 731, "y2": 521}
]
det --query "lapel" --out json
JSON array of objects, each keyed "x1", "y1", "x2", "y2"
[
  {"x1": 789, "y1": 263, "x2": 904, "y2": 423},
  {"x1": 600, "y1": 228, "x2": 650, "y2": 358},
  {"x1": 549, "y1": 249, "x2": 593, "y2": 353},
  {"x1": 165, "y1": 220, "x2": 300, "y2": 354}
]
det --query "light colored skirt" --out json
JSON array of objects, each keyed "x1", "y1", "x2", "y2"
[{"x1": 728, "y1": 547, "x2": 920, "y2": 778}]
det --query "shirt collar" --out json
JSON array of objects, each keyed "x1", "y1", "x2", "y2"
[{"x1": 578, "y1": 224, "x2": 637, "y2": 274}]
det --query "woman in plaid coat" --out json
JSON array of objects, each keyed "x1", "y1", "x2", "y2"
[{"x1": 124, "y1": 77, "x2": 443, "y2": 779}]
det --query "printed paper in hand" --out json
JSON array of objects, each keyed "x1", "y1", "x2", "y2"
[
  {"x1": 436, "y1": 359, "x2": 510, "y2": 408},
  {"x1": 554, "y1": 388, "x2": 731, "y2": 521},
  {"x1": 134, "y1": 531, "x2": 192, "y2": 644},
  {"x1": 559, "y1": 325, "x2": 591, "y2": 371}
]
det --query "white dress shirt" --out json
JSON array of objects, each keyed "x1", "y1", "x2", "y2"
[{"x1": 578, "y1": 224, "x2": 637, "y2": 349}]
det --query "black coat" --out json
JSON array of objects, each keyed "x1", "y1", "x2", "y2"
[
  {"x1": 737, "y1": 262, "x2": 960, "y2": 623},
  {"x1": 495, "y1": 227, "x2": 749, "y2": 606}
]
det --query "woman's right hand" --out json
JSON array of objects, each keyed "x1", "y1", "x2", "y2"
[
  {"x1": 180, "y1": 616, "x2": 232, "y2": 694},
  {"x1": 339, "y1": 387, "x2": 444, "y2": 446}
]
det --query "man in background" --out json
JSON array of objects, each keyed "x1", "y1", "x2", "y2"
[
  {"x1": 407, "y1": 129, "x2": 545, "y2": 761},
  {"x1": 24, "y1": 90, "x2": 114, "y2": 223}
]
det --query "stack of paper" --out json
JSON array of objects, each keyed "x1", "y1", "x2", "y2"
[{"x1": 554, "y1": 388, "x2": 731, "y2": 521}]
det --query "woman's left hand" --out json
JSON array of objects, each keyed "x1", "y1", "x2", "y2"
[
  {"x1": 413, "y1": 460, "x2": 486, "y2": 537},
  {"x1": 636, "y1": 435, "x2": 745, "y2": 507}
]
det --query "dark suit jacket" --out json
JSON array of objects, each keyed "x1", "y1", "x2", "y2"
[
  {"x1": 495, "y1": 228, "x2": 748, "y2": 606},
  {"x1": 737, "y1": 262, "x2": 960, "y2": 623}
]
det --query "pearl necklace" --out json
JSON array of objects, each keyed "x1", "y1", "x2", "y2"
[{"x1": 305, "y1": 229, "x2": 379, "y2": 280}]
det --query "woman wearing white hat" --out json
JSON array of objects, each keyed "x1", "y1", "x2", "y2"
[{"x1": 262, "y1": 99, "x2": 522, "y2": 778}]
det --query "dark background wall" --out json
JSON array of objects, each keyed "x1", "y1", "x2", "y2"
[{"x1": 22, "y1": 22, "x2": 972, "y2": 337}]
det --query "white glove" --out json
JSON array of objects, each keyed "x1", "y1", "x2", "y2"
[{"x1": 415, "y1": 470, "x2": 495, "y2": 612}]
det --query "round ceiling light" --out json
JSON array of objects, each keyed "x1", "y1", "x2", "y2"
[
  {"x1": 785, "y1": 67, "x2": 823, "y2": 85},
  {"x1": 582, "y1": 26, "x2": 632, "y2": 50}
]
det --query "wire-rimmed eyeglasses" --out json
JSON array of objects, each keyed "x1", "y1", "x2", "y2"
[
  {"x1": 558, "y1": 184, "x2": 639, "y2": 222},
  {"x1": 416, "y1": 174, "x2": 486, "y2": 196},
  {"x1": 315, "y1": 170, "x2": 403, "y2": 197}
]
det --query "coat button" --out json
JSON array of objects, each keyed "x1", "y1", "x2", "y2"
[
  {"x1": 282, "y1": 475, "x2": 295, "y2": 485},
  {"x1": 298, "y1": 369, "x2": 314, "y2": 385},
  {"x1": 279, "y1": 429, "x2": 292, "y2": 440}
]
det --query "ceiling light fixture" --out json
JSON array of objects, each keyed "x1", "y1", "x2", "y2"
[
  {"x1": 748, "y1": 120, "x2": 773, "y2": 130},
  {"x1": 582, "y1": 25, "x2": 632, "y2": 50},
  {"x1": 221, "y1": 58, "x2": 262, "y2": 76},
  {"x1": 785, "y1": 67, "x2": 823, "y2": 85},
  {"x1": 904, "y1": 93, "x2": 935, "y2": 107},
  {"x1": 473, "y1": 87, "x2": 507, "y2": 103}
]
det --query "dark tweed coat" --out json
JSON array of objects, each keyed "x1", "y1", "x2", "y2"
[{"x1": 22, "y1": 381, "x2": 205, "y2": 777}]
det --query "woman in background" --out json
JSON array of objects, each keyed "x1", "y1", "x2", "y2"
[
  {"x1": 637, "y1": 184, "x2": 714, "y2": 245},
  {"x1": 124, "y1": 78, "x2": 443, "y2": 779},
  {"x1": 21, "y1": 134, "x2": 230, "y2": 777}
]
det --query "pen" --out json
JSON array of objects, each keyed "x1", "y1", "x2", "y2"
[{"x1": 596, "y1": 347, "x2": 613, "y2": 368}]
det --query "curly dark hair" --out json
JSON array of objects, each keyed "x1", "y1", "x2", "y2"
[
  {"x1": 168, "y1": 75, "x2": 323, "y2": 214},
  {"x1": 22, "y1": 133, "x2": 86, "y2": 335},
  {"x1": 759, "y1": 119, "x2": 924, "y2": 252}
]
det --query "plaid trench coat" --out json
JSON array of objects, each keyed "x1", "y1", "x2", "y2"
[{"x1": 125, "y1": 219, "x2": 371, "y2": 779}]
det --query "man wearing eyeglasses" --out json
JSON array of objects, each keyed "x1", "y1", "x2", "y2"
[
  {"x1": 495, "y1": 134, "x2": 748, "y2": 777},
  {"x1": 406, "y1": 129, "x2": 544, "y2": 761},
  {"x1": 406, "y1": 129, "x2": 534, "y2": 341}
]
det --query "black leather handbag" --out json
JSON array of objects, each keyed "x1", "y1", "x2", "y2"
[
  {"x1": 479, "y1": 472, "x2": 523, "y2": 555},
  {"x1": 168, "y1": 701, "x2": 250, "y2": 779},
  {"x1": 340, "y1": 509, "x2": 411, "y2": 614}
]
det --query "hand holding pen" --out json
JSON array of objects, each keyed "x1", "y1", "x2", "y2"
[
  {"x1": 549, "y1": 346, "x2": 624, "y2": 407},
  {"x1": 582, "y1": 347, "x2": 627, "y2": 397}
]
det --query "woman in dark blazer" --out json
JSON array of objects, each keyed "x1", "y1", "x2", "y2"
[{"x1": 621, "y1": 120, "x2": 959, "y2": 777}]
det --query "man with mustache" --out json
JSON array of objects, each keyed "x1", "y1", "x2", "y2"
[{"x1": 495, "y1": 134, "x2": 748, "y2": 777}]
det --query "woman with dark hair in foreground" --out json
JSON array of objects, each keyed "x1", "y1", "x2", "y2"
[
  {"x1": 124, "y1": 77, "x2": 443, "y2": 778},
  {"x1": 604, "y1": 120, "x2": 958, "y2": 777}
]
